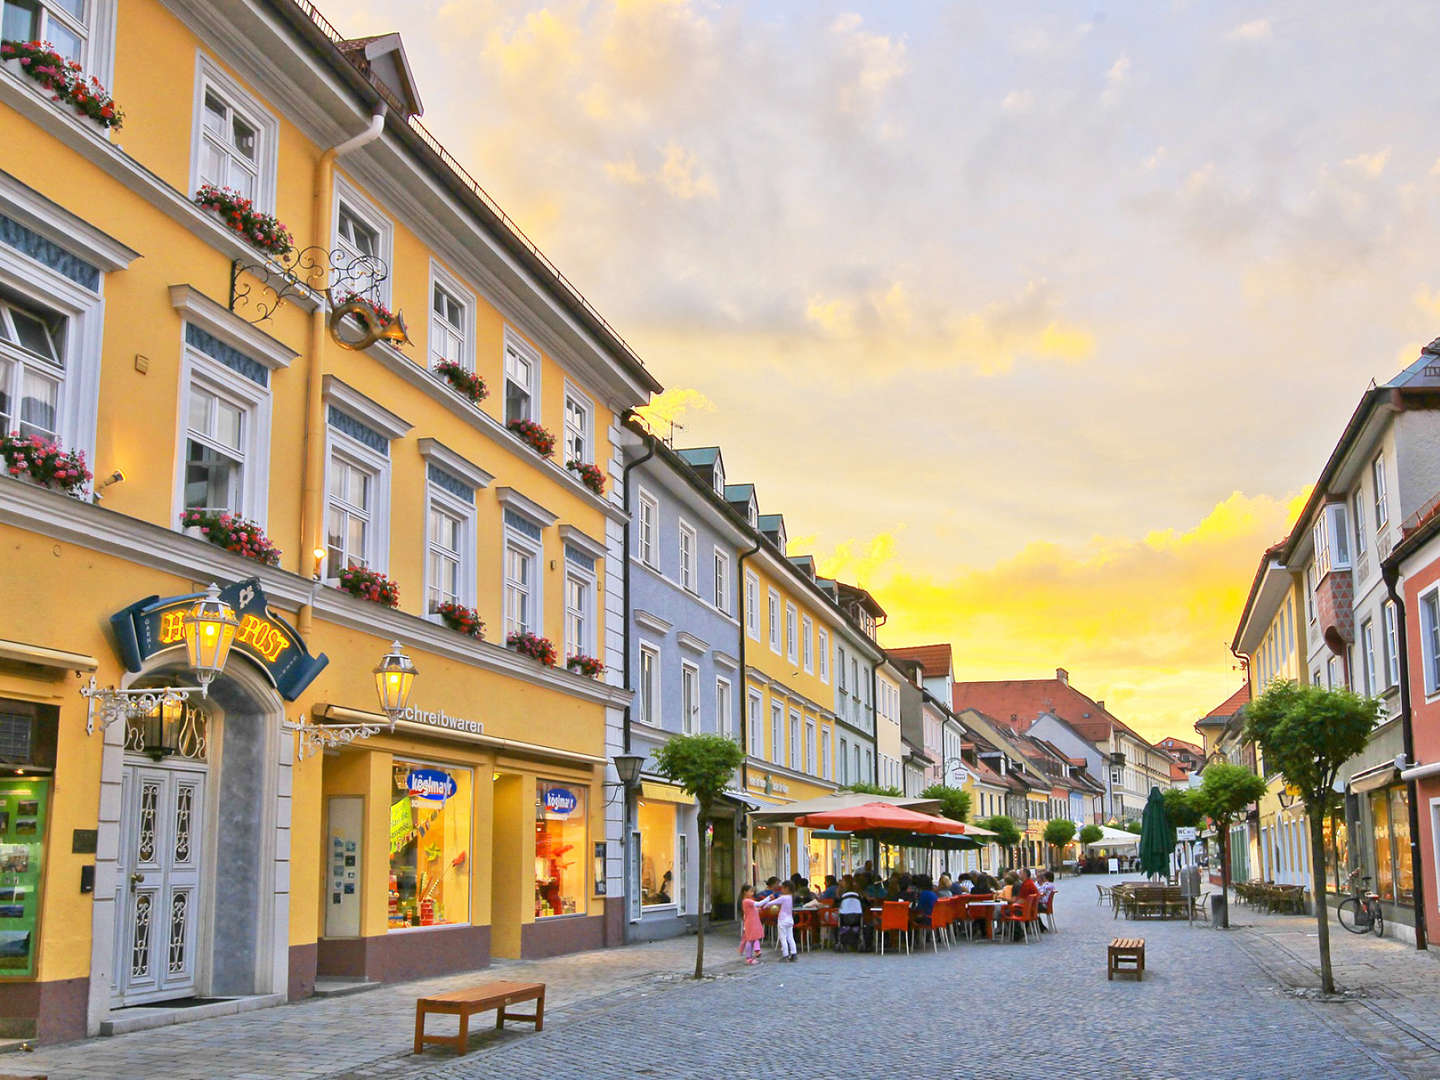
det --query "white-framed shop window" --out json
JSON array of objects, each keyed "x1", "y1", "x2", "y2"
[
  {"x1": 716, "y1": 676, "x2": 732, "y2": 739},
  {"x1": 191, "y1": 55, "x2": 278, "y2": 209},
  {"x1": 563, "y1": 383, "x2": 592, "y2": 465},
  {"x1": 428, "y1": 262, "x2": 473, "y2": 371},
  {"x1": 747, "y1": 690, "x2": 762, "y2": 756},
  {"x1": 424, "y1": 483, "x2": 474, "y2": 614},
  {"x1": 639, "y1": 645, "x2": 661, "y2": 726},
  {"x1": 679, "y1": 519, "x2": 697, "y2": 593},
  {"x1": 332, "y1": 176, "x2": 392, "y2": 304},
  {"x1": 801, "y1": 616, "x2": 814, "y2": 673},
  {"x1": 714, "y1": 549, "x2": 731, "y2": 615},
  {"x1": 564, "y1": 560, "x2": 596, "y2": 660},
  {"x1": 637, "y1": 488, "x2": 658, "y2": 568},
  {"x1": 744, "y1": 569, "x2": 759, "y2": 639},
  {"x1": 681, "y1": 661, "x2": 700, "y2": 734},
  {"x1": 175, "y1": 352, "x2": 270, "y2": 525},
  {"x1": 503, "y1": 327, "x2": 540, "y2": 425}
]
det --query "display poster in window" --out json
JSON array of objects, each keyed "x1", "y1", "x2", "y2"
[
  {"x1": 535, "y1": 780, "x2": 586, "y2": 918},
  {"x1": 388, "y1": 760, "x2": 471, "y2": 930},
  {"x1": 0, "y1": 776, "x2": 48, "y2": 977},
  {"x1": 325, "y1": 795, "x2": 363, "y2": 939}
]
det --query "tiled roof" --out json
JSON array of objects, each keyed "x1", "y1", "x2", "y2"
[
  {"x1": 1203, "y1": 684, "x2": 1250, "y2": 720},
  {"x1": 952, "y1": 675, "x2": 1141, "y2": 746},
  {"x1": 1158, "y1": 736, "x2": 1204, "y2": 755},
  {"x1": 1169, "y1": 762, "x2": 1190, "y2": 781},
  {"x1": 888, "y1": 644, "x2": 953, "y2": 679}
]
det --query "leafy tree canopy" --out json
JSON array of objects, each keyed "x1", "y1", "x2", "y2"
[
  {"x1": 1079, "y1": 823, "x2": 1104, "y2": 846},
  {"x1": 1191, "y1": 762, "x2": 1268, "y2": 829},
  {"x1": 1123, "y1": 820, "x2": 1143, "y2": 834},
  {"x1": 1162, "y1": 787, "x2": 1204, "y2": 830},
  {"x1": 652, "y1": 734, "x2": 745, "y2": 812},
  {"x1": 1043, "y1": 818, "x2": 1077, "y2": 847},
  {"x1": 919, "y1": 783, "x2": 972, "y2": 822},
  {"x1": 843, "y1": 782, "x2": 903, "y2": 798},
  {"x1": 1245, "y1": 681, "x2": 1377, "y2": 816},
  {"x1": 979, "y1": 814, "x2": 1021, "y2": 849}
]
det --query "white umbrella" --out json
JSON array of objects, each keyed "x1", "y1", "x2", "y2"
[{"x1": 1086, "y1": 825, "x2": 1142, "y2": 848}]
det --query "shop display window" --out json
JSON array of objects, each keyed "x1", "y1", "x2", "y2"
[
  {"x1": 388, "y1": 760, "x2": 471, "y2": 930},
  {"x1": 1389, "y1": 785, "x2": 1414, "y2": 903},
  {"x1": 0, "y1": 775, "x2": 48, "y2": 978},
  {"x1": 536, "y1": 780, "x2": 587, "y2": 917},
  {"x1": 752, "y1": 825, "x2": 778, "y2": 885},
  {"x1": 1369, "y1": 790, "x2": 1394, "y2": 901},
  {"x1": 637, "y1": 800, "x2": 676, "y2": 906}
]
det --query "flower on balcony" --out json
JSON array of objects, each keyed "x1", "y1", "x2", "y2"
[
  {"x1": 1, "y1": 431, "x2": 90, "y2": 497},
  {"x1": 179, "y1": 508, "x2": 281, "y2": 566},
  {"x1": 435, "y1": 601, "x2": 485, "y2": 638},
  {"x1": 1, "y1": 40, "x2": 124, "y2": 129},
  {"x1": 565, "y1": 653, "x2": 604, "y2": 679},
  {"x1": 566, "y1": 459, "x2": 606, "y2": 496},
  {"x1": 507, "y1": 419, "x2": 556, "y2": 457},
  {"x1": 336, "y1": 564, "x2": 399, "y2": 607},
  {"x1": 507, "y1": 631, "x2": 557, "y2": 666},
  {"x1": 193, "y1": 184, "x2": 293, "y2": 257},
  {"x1": 334, "y1": 290, "x2": 396, "y2": 327},
  {"x1": 432, "y1": 360, "x2": 488, "y2": 405}
]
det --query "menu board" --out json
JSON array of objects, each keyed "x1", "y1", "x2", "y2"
[{"x1": 0, "y1": 776, "x2": 48, "y2": 978}]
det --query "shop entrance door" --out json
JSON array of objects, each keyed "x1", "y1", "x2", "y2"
[
  {"x1": 114, "y1": 762, "x2": 207, "y2": 1006},
  {"x1": 709, "y1": 821, "x2": 734, "y2": 920}
]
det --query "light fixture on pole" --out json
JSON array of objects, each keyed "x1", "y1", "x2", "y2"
[
  {"x1": 287, "y1": 642, "x2": 419, "y2": 760},
  {"x1": 611, "y1": 753, "x2": 644, "y2": 788},
  {"x1": 80, "y1": 583, "x2": 239, "y2": 734}
]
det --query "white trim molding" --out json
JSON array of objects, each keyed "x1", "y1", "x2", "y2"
[
  {"x1": 0, "y1": 167, "x2": 139, "y2": 271},
  {"x1": 557, "y1": 523, "x2": 605, "y2": 560},
  {"x1": 713, "y1": 650, "x2": 740, "y2": 671},
  {"x1": 168, "y1": 284, "x2": 297, "y2": 371},
  {"x1": 321, "y1": 374, "x2": 412, "y2": 439},
  {"x1": 495, "y1": 486, "x2": 558, "y2": 528},
  {"x1": 416, "y1": 437, "x2": 494, "y2": 490},
  {"x1": 676, "y1": 631, "x2": 709, "y2": 654},
  {"x1": 633, "y1": 609, "x2": 672, "y2": 635}
]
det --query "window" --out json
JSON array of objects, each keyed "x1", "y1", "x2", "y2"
[
  {"x1": 2, "y1": 0, "x2": 88, "y2": 62},
  {"x1": 325, "y1": 450, "x2": 378, "y2": 577},
  {"x1": 0, "y1": 293, "x2": 64, "y2": 441},
  {"x1": 182, "y1": 379, "x2": 247, "y2": 513},
  {"x1": 388, "y1": 759, "x2": 472, "y2": 929},
  {"x1": 839, "y1": 736, "x2": 849, "y2": 783},
  {"x1": 503, "y1": 331, "x2": 539, "y2": 424},
  {"x1": 801, "y1": 616, "x2": 814, "y2": 673},
  {"x1": 1360, "y1": 619, "x2": 1377, "y2": 697},
  {"x1": 1314, "y1": 503, "x2": 1351, "y2": 577},
  {"x1": 1373, "y1": 454, "x2": 1389, "y2": 528},
  {"x1": 1422, "y1": 592, "x2": 1440, "y2": 695},
  {"x1": 716, "y1": 678, "x2": 732, "y2": 739},
  {"x1": 429, "y1": 275, "x2": 469, "y2": 370},
  {"x1": 637, "y1": 490, "x2": 658, "y2": 567},
  {"x1": 681, "y1": 663, "x2": 699, "y2": 734},
  {"x1": 747, "y1": 691, "x2": 762, "y2": 756},
  {"x1": 640, "y1": 646, "x2": 660, "y2": 726},
  {"x1": 333, "y1": 191, "x2": 388, "y2": 303},
  {"x1": 536, "y1": 780, "x2": 587, "y2": 917},
  {"x1": 197, "y1": 87, "x2": 261, "y2": 201},
  {"x1": 1353, "y1": 489, "x2": 1368, "y2": 556},
  {"x1": 1326, "y1": 654, "x2": 1341, "y2": 690},
  {"x1": 768, "y1": 589, "x2": 781, "y2": 654},
  {"x1": 818, "y1": 629, "x2": 829, "y2": 683},
  {"x1": 744, "y1": 570, "x2": 759, "y2": 638},
  {"x1": 837, "y1": 647, "x2": 848, "y2": 696},
  {"x1": 1306, "y1": 565, "x2": 1316, "y2": 622},
  {"x1": 770, "y1": 702, "x2": 783, "y2": 763},
  {"x1": 805, "y1": 721, "x2": 816, "y2": 775},
  {"x1": 789, "y1": 710, "x2": 801, "y2": 770},
  {"x1": 638, "y1": 798, "x2": 676, "y2": 907},
  {"x1": 563, "y1": 388, "x2": 591, "y2": 465},
  {"x1": 713, "y1": 549, "x2": 731, "y2": 614},
  {"x1": 503, "y1": 540, "x2": 537, "y2": 638},
  {"x1": 425, "y1": 499, "x2": 466, "y2": 613},
  {"x1": 679, "y1": 521, "x2": 697, "y2": 592},
  {"x1": 853, "y1": 744, "x2": 862, "y2": 784},
  {"x1": 564, "y1": 570, "x2": 592, "y2": 660},
  {"x1": 785, "y1": 603, "x2": 798, "y2": 664},
  {"x1": 1384, "y1": 600, "x2": 1401, "y2": 689}
]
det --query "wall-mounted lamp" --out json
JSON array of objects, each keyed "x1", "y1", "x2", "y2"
[
  {"x1": 93, "y1": 469, "x2": 125, "y2": 502},
  {"x1": 312, "y1": 547, "x2": 326, "y2": 580}
]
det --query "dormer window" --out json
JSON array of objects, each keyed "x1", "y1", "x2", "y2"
[{"x1": 713, "y1": 459, "x2": 724, "y2": 496}]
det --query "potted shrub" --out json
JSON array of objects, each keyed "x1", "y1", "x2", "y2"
[
  {"x1": 506, "y1": 631, "x2": 557, "y2": 666},
  {"x1": 432, "y1": 360, "x2": 487, "y2": 405},
  {"x1": 193, "y1": 184, "x2": 294, "y2": 257},
  {"x1": 2, "y1": 432, "x2": 90, "y2": 497},
  {"x1": 1, "y1": 40, "x2": 123, "y2": 131},
  {"x1": 566, "y1": 653, "x2": 604, "y2": 679},
  {"x1": 179, "y1": 508, "x2": 281, "y2": 566},
  {"x1": 506, "y1": 419, "x2": 555, "y2": 457},
  {"x1": 434, "y1": 600, "x2": 484, "y2": 638},
  {"x1": 566, "y1": 460, "x2": 606, "y2": 496},
  {"x1": 336, "y1": 564, "x2": 399, "y2": 607}
]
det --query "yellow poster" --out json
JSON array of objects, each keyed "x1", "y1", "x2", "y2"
[{"x1": 389, "y1": 797, "x2": 413, "y2": 854}]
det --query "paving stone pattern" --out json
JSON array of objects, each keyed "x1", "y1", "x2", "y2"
[{"x1": 13, "y1": 878, "x2": 1438, "y2": 1080}]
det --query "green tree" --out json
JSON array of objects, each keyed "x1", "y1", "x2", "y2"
[
  {"x1": 919, "y1": 783, "x2": 972, "y2": 822},
  {"x1": 1162, "y1": 787, "x2": 1203, "y2": 831},
  {"x1": 1123, "y1": 820, "x2": 1143, "y2": 835},
  {"x1": 1246, "y1": 681, "x2": 1378, "y2": 993},
  {"x1": 1190, "y1": 761, "x2": 1268, "y2": 929},
  {"x1": 1079, "y1": 823, "x2": 1103, "y2": 847},
  {"x1": 651, "y1": 734, "x2": 746, "y2": 979},
  {"x1": 979, "y1": 814, "x2": 1021, "y2": 866},
  {"x1": 843, "y1": 781, "x2": 902, "y2": 798},
  {"x1": 1043, "y1": 818, "x2": 1077, "y2": 869}
]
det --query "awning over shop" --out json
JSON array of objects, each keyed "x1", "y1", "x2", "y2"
[
  {"x1": 1349, "y1": 762, "x2": 1399, "y2": 794},
  {"x1": 639, "y1": 780, "x2": 693, "y2": 804},
  {"x1": 0, "y1": 638, "x2": 98, "y2": 673}
]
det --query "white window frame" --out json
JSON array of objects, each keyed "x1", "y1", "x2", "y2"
[
  {"x1": 681, "y1": 661, "x2": 700, "y2": 734},
  {"x1": 789, "y1": 709, "x2": 801, "y2": 771},
  {"x1": 170, "y1": 343, "x2": 269, "y2": 529},
  {"x1": 502, "y1": 523, "x2": 543, "y2": 640},
  {"x1": 639, "y1": 645, "x2": 661, "y2": 727},
  {"x1": 562, "y1": 381, "x2": 593, "y2": 466},
  {"x1": 744, "y1": 569, "x2": 759, "y2": 639},
  {"x1": 768, "y1": 588, "x2": 781, "y2": 654},
  {"x1": 805, "y1": 720, "x2": 816, "y2": 775},
  {"x1": 716, "y1": 676, "x2": 732, "y2": 739},
  {"x1": 770, "y1": 701, "x2": 783, "y2": 763},
  {"x1": 1361, "y1": 618, "x2": 1377, "y2": 697},
  {"x1": 1306, "y1": 565, "x2": 1317, "y2": 622},
  {"x1": 332, "y1": 175, "x2": 393, "y2": 307},
  {"x1": 1422, "y1": 589, "x2": 1440, "y2": 697},
  {"x1": 423, "y1": 480, "x2": 476, "y2": 616},
  {"x1": 502, "y1": 326, "x2": 541, "y2": 425},
  {"x1": 1384, "y1": 599, "x2": 1401, "y2": 689},
  {"x1": 713, "y1": 548, "x2": 731, "y2": 615},
  {"x1": 1373, "y1": 454, "x2": 1389, "y2": 528},
  {"x1": 428, "y1": 260, "x2": 474, "y2": 372},
  {"x1": 785, "y1": 603, "x2": 798, "y2": 664},
  {"x1": 747, "y1": 690, "x2": 762, "y2": 757},
  {"x1": 839, "y1": 736, "x2": 849, "y2": 784},
  {"x1": 801, "y1": 616, "x2": 814, "y2": 674},
  {"x1": 564, "y1": 559, "x2": 597, "y2": 661},
  {"x1": 637, "y1": 488, "x2": 658, "y2": 568},
  {"x1": 1353, "y1": 488, "x2": 1368, "y2": 557},
  {"x1": 190, "y1": 54, "x2": 279, "y2": 212},
  {"x1": 322, "y1": 428, "x2": 390, "y2": 580},
  {"x1": 818, "y1": 629, "x2": 829, "y2": 683},
  {"x1": 678, "y1": 519, "x2": 698, "y2": 593}
]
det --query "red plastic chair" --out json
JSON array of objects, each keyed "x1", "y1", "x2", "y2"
[
  {"x1": 920, "y1": 897, "x2": 952, "y2": 951},
  {"x1": 1001, "y1": 895, "x2": 1040, "y2": 944},
  {"x1": 878, "y1": 900, "x2": 911, "y2": 956},
  {"x1": 1040, "y1": 890, "x2": 1057, "y2": 933},
  {"x1": 793, "y1": 908, "x2": 818, "y2": 952}
]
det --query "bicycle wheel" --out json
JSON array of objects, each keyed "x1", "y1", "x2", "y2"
[
  {"x1": 1372, "y1": 905, "x2": 1384, "y2": 938},
  {"x1": 1336, "y1": 896, "x2": 1367, "y2": 934}
]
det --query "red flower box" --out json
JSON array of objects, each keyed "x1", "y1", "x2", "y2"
[
  {"x1": 180, "y1": 508, "x2": 281, "y2": 566},
  {"x1": 507, "y1": 419, "x2": 556, "y2": 457},
  {"x1": 507, "y1": 631, "x2": 557, "y2": 666},
  {"x1": 194, "y1": 184, "x2": 293, "y2": 257},
  {"x1": 435, "y1": 601, "x2": 485, "y2": 638},
  {"x1": 336, "y1": 564, "x2": 399, "y2": 607},
  {"x1": 566, "y1": 653, "x2": 604, "y2": 679},
  {"x1": 1, "y1": 40, "x2": 123, "y2": 129},
  {"x1": 566, "y1": 460, "x2": 606, "y2": 496},
  {"x1": 433, "y1": 360, "x2": 488, "y2": 405},
  {"x1": 2, "y1": 431, "x2": 90, "y2": 497}
]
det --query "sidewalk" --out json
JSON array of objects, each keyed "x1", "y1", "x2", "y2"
[
  {"x1": 1232, "y1": 895, "x2": 1440, "y2": 1079},
  {"x1": 7, "y1": 932, "x2": 741, "y2": 1080}
]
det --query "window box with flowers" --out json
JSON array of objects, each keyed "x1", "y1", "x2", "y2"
[
  {"x1": 336, "y1": 565, "x2": 399, "y2": 608},
  {"x1": 193, "y1": 184, "x2": 294, "y2": 258},
  {"x1": 1, "y1": 41, "x2": 123, "y2": 134},
  {"x1": 506, "y1": 631, "x2": 557, "y2": 667},
  {"x1": 2, "y1": 432, "x2": 90, "y2": 497},
  {"x1": 566, "y1": 460, "x2": 606, "y2": 496},
  {"x1": 565, "y1": 654, "x2": 604, "y2": 679},
  {"x1": 334, "y1": 291, "x2": 397, "y2": 330},
  {"x1": 434, "y1": 601, "x2": 484, "y2": 639},
  {"x1": 432, "y1": 360, "x2": 487, "y2": 406},
  {"x1": 506, "y1": 419, "x2": 555, "y2": 458},
  {"x1": 179, "y1": 509, "x2": 281, "y2": 566}
]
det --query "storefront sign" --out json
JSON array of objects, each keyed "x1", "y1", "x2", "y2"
[
  {"x1": 543, "y1": 786, "x2": 578, "y2": 815},
  {"x1": 750, "y1": 774, "x2": 789, "y2": 796},
  {"x1": 109, "y1": 578, "x2": 328, "y2": 701},
  {"x1": 406, "y1": 768, "x2": 457, "y2": 801},
  {"x1": 1176, "y1": 826, "x2": 1198, "y2": 842},
  {"x1": 396, "y1": 705, "x2": 484, "y2": 737}
]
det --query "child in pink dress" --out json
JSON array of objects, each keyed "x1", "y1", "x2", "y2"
[{"x1": 739, "y1": 884, "x2": 764, "y2": 964}]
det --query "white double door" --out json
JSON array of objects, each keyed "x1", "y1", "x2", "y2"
[{"x1": 114, "y1": 762, "x2": 206, "y2": 1006}]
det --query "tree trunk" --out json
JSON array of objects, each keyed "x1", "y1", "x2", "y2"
[
  {"x1": 1217, "y1": 821, "x2": 1231, "y2": 929},
  {"x1": 1309, "y1": 809, "x2": 1336, "y2": 994},
  {"x1": 694, "y1": 809, "x2": 707, "y2": 980}
]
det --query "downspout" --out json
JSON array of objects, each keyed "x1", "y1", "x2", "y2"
[
  {"x1": 736, "y1": 536, "x2": 763, "y2": 796},
  {"x1": 619, "y1": 417, "x2": 657, "y2": 755},
  {"x1": 297, "y1": 104, "x2": 387, "y2": 639},
  {"x1": 1383, "y1": 564, "x2": 1428, "y2": 951}
]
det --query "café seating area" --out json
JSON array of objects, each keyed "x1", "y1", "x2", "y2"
[{"x1": 1233, "y1": 880, "x2": 1308, "y2": 914}]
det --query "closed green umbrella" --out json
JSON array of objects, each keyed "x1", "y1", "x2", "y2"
[{"x1": 1138, "y1": 786, "x2": 1175, "y2": 879}]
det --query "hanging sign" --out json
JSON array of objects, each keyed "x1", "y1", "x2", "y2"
[
  {"x1": 109, "y1": 577, "x2": 328, "y2": 701},
  {"x1": 1176, "y1": 827, "x2": 1198, "y2": 842},
  {"x1": 406, "y1": 768, "x2": 457, "y2": 802},
  {"x1": 543, "y1": 787, "x2": 578, "y2": 815}
]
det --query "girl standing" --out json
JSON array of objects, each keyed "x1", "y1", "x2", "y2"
[
  {"x1": 758, "y1": 881, "x2": 797, "y2": 962},
  {"x1": 739, "y1": 884, "x2": 764, "y2": 965}
]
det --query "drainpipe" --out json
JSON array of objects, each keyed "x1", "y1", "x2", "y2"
[
  {"x1": 1383, "y1": 564, "x2": 1428, "y2": 951},
  {"x1": 736, "y1": 535, "x2": 763, "y2": 794},
  {"x1": 297, "y1": 104, "x2": 388, "y2": 639},
  {"x1": 618, "y1": 418, "x2": 657, "y2": 756}
]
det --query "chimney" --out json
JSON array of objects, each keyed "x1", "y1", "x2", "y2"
[
  {"x1": 1056, "y1": 667, "x2": 1069, "y2": 685},
  {"x1": 1097, "y1": 700, "x2": 1105, "y2": 711}
]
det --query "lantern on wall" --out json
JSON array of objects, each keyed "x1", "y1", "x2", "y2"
[
  {"x1": 374, "y1": 641, "x2": 418, "y2": 725},
  {"x1": 182, "y1": 583, "x2": 240, "y2": 692}
]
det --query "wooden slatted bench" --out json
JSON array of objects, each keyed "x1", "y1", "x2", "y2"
[
  {"x1": 1108, "y1": 937, "x2": 1145, "y2": 981},
  {"x1": 413, "y1": 981, "x2": 545, "y2": 1056}
]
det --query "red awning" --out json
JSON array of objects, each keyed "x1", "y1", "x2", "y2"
[{"x1": 795, "y1": 801, "x2": 968, "y2": 836}]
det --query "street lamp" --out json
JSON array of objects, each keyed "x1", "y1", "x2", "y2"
[
  {"x1": 611, "y1": 753, "x2": 645, "y2": 788},
  {"x1": 288, "y1": 642, "x2": 420, "y2": 759}
]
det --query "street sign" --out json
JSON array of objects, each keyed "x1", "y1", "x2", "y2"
[{"x1": 1176, "y1": 826, "x2": 1197, "y2": 842}]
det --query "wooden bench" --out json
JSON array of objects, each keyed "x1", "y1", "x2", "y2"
[
  {"x1": 413, "y1": 981, "x2": 545, "y2": 1056},
  {"x1": 1108, "y1": 937, "x2": 1145, "y2": 981}
]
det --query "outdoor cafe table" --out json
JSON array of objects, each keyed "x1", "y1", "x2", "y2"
[{"x1": 966, "y1": 900, "x2": 1006, "y2": 942}]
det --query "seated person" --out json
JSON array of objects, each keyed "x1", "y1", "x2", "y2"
[
  {"x1": 864, "y1": 874, "x2": 887, "y2": 899},
  {"x1": 935, "y1": 873, "x2": 953, "y2": 897},
  {"x1": 1038, "y1": 870, "x2": 1056, "y2": 905},
  {"x1": 913, "y1": 876, "x2": 939, "y2": 924},
  {"x1": 819, "y1": 874, "x2": 839, "y2": 901},
  {"x1": 1017, "y1": 868, "x2": 1040, "y2": 901},
  {"x1": 756, "y1": 876, "x2": 781, "y2": 901},
  {"x1": 997, "y1": 871, "x2": 1020, "y2": 902},
  {"x1": 954, "y1": 873, "x2": 975, "y2": 894}
]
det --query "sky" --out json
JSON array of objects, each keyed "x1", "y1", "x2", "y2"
[{"x1": 341, "y1": 0, "x2": 1440, "y2": 742}]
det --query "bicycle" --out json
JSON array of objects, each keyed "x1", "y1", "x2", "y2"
[{"x1": 1336, "y1": 868, "x2": 1384, "y2": 937}]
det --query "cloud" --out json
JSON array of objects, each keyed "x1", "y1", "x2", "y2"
[
  {"x1": 1227, "y1": 18, "x2": 1273, "y2": 41},
  {"x1": 1102, "y1": 53, "x2": 1130, "y2": 106},
  {"x1": 631, "y1": 387, "x2": 716, "y2": 439},
  {"x1": 1001, "y1": 89, "x2": 1035, "y2": 114},
  {"x1": 605, "y1": 143, "x2": 717, "y2": 198},
  {"x1": 1343, "y1": 147, "x2": 1390, "y2": 177}
]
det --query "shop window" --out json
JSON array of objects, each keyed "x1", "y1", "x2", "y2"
[
  {"x1": 1390, "y1": 785, "x2": 1414, "y2": 903},
  {"x1": 1369, "y1": 789, "x2": 1394, "y2": 900},
  {"x1": 536, "y1": 780, "x2": 586, "y2": 917},
  {"x1": 637, "y1": 799, "x2": 676, "y2": 907},
  {"x1": 388, "y1": 759, "x2": 472, "y2": 930},
  {"x1": 0, "y1": 773, "x2": 49, "y2": 977}
]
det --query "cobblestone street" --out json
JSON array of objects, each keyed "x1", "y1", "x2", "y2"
[{"x1": 11, "y1": 877, "x2": 1440, "y2": 1080}]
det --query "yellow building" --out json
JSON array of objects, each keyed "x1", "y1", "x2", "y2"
[{"x1": 0, "y1": 0, "x2": 658, "y2": 1041}]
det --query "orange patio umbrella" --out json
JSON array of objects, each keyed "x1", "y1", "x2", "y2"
[{"x1": 794, "y1": 801, "x2": 969, "y2": 836}]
